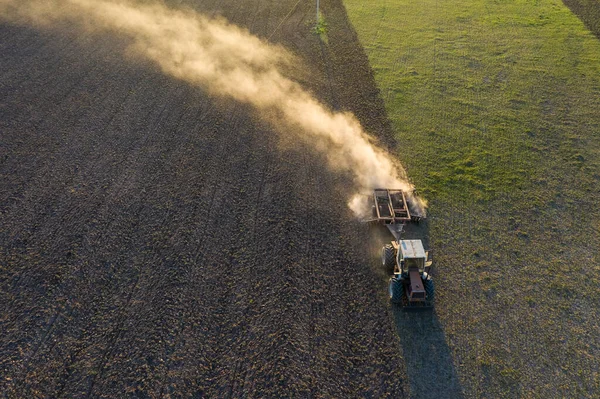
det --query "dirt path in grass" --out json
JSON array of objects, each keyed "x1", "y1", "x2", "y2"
[{"x1": 0, "y1": 0, "x2": 413, "y2": 397}]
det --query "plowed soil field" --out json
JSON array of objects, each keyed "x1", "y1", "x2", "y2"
[{"x1": 1, "y1": 0, "x2": 417, "y2": 398}]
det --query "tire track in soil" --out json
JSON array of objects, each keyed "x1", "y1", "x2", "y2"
[
  {"x1": 84, "y1": 272, "x2": 142, "y2": 399},
  {"x1": 223, "y1": 136, "x2": 274, "y2": 398},
  {"x1": 202, "y1": 8, "x2": 270, "y2": 390},
  {"x1": 192, "y1": 5, "x2": 282, "y2": 396},
  {"x1": 1, "y1": 69, "x2": 167, "y2": 304},
  {"x1": 140, "y1": 111, "x2": 235, "y2": 396},
  {"x1": 304, "y1": 24, "x2": 340, "y2": 390},
  {"x1": 0, "y1": 34, "x2": 204, "y2": 394},
  {"x1": 140, "y1": 100, "x2": 220, "y2": 398},
  {"x1": 143, "y1": 101, "x2": 227, "y2": 396},
  {"x1": 71, "y1": 95, "x2": 220, "y2": 397},
  {"x1": 201, "y1": 119, "x2": 281, "y2": 398},
  {"x1": 82, "y1": 88, "x2": 194, "y2": 399},
  {"x1": 0, "y1": 34, "x2": 135, "y2": 213},
  {"x1": 132, "y1": 5, "x2": 278, "y2": 395},
  {"x1": 0, "y1": 48, "x2": 151, "y2": 396},
  {"x1": 301, "y1": 148, "x2": 322, "y2": 399},
  {"x1": 58, "y1": 95, "x2": 217, "y2": 397},
  {"x1": 79, "y1": 98, "x2": 258, "y2": 398},
  {"x1": 2, "y1": 70, "x2": 189, "y2": 397},
  {"x1": 226, "y1": 141, "x2": 281, "y2": 399}
]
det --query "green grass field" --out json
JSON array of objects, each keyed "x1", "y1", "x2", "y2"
[{"x1": 342, "y1": 0, "x2": 600, "y2": 396}]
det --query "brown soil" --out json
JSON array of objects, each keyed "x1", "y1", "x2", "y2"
[{"x1": 0, "y1": 0, "x2": 413, "y2": 397}]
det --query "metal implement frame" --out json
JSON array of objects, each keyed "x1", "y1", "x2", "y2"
[{"x1": 372, "y1": 188, "x2": 411, "y2": 223}]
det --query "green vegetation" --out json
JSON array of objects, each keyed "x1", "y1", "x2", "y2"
[
  {"x1": 343, "y1": 0, "x2": 600, "y2": 396},
  {"x1": 312, "y1": 12, "x2": 329, "y2": 43},
  {"x1": 345, "y1": 0, "x2": 599, "y2": 202}
]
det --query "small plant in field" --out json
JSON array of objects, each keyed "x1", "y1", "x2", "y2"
[{"x1": 312, "y1": 14, "x2": 329, "y2": 42}]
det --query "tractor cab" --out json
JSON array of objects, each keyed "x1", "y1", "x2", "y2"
[
  {"x1": 384, "y1": 238, "x2": 434, "y2": 307},
  {"x1": 397, "y1": 240, "x2": 429, "y2": 274}
]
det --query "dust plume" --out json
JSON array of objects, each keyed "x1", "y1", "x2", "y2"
[{"x1": 0, "y1": 0, "x2": 427, "y2": 217}]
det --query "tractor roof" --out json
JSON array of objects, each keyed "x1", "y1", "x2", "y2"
[{"x1": 399, "y1": 240, "x2": 426, "y2": 259}]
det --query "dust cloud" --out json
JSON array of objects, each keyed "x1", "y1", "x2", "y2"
[{"x1": 0, "y1": 0, "x2": 426, "y2": 217}]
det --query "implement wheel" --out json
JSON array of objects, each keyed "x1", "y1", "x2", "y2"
[
  {"x1": 389, "y1": 277, "x2": 404, "y2": 304},
  {"x1": 382, "y1": 244, "x2": 395, "y2": 272}
]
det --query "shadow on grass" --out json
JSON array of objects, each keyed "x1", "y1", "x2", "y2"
[
  {"x1": 393, "y1": 309, "x2": 464, "y2": 399},
  {"x1": 368, "y1": 216, "x2": 461, "y2": 397},
  {"x1": 562, "y1": 0, "x2": 600, "y2": 41}
]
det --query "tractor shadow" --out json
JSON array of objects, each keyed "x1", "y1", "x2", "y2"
[
  {"x1": 371, "y1": 220, "x2": 464, "y2": 398},
  {"x1": 392, "y1": 309, "x2": 464, "y2": 399}
]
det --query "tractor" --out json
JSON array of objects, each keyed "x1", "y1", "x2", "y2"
[
  {"x1": 365, "y1": 189, "x2": 434, "y2": 308},
  {"x1": 383, "y1": 239, "x2": 433, "y2": 307}
]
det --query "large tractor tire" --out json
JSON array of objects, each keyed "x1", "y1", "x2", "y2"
[
  {"x1": 424, "y1": 277, "x2": 435, "y2": 302},
  {"x1": 382, "y1": 244, "x2": 395, "y2": 272},
  {"x1": 389, "y1": 277, "x2": 404, "y2": 304}
]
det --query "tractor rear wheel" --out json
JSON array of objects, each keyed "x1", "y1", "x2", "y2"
[
  {"x1": 382, "y1": 244, "x2": 395, "y2": 272},
  {"x1": 424, "y1": 277, "x2": 434, "y2": 302},
  {"x1": 389, "y1": 277, "x2": 404, "y2": 304}
]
